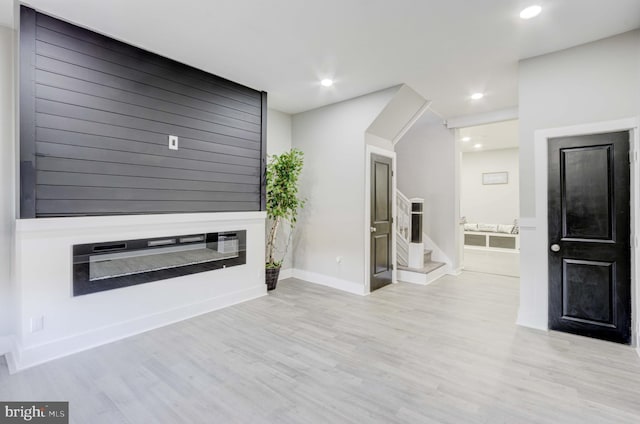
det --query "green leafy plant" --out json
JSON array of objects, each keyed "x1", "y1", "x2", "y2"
[{"x1": 266, "y1": 148, "x2": 305, "y2": 268}]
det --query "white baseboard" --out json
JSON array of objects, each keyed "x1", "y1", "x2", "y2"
[
  {"x1": 515, "y1": 312, "x2": 548, "y2": 332},
  {"x1": 9, "y1": 285, "x2": 266, "y2": 373},
  {"x1": 0, "y1": 336, "x2": 11, "y2": 356},
  {"x1": 5, "y1": 337, "x2": 19, "y2": 374},
  {"x1": 278, "y1": 268, "x2": 293, "y2": 281},
  {"x1": 448, "y1": 267, "x2": 463, "y2": 276},
  {"x1": 292, "y1": 269, "x2": 365, "y2": 295}
]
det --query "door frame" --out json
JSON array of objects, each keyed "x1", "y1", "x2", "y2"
[
  {"x1": 364, "y1": 145, "x2": 397, "y2": 294},
  {"x1": 530, "y1": 117, "x2": 639, "y2": 348}
]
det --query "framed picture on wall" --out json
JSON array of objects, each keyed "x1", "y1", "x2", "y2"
[{"x1": 482, "y1": 172, "x2": 508, "y2": 185}]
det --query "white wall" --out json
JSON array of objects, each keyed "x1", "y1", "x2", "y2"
[
  {"x1": 11, "y1": 213, "x2": 266, "y2": 372},
  {"x1": 291, "y1": 88, "x2": 397, "y2": 290},
  {"x1": 396, "y1": 110, "x2": 458, "y2": 268},
  {"x1": 518, "y1": 30, "x2": 640, "y2": 331},
  {"x1": 461, "y1": 148, "x2": 519, "y2": 225},
  {"x1": 519, "y1": 30, "x2": 640, "y2": 217},
  {"x1": 266, "y1": 109, "x2": 293, "y2": 273},
  {"x1": 0, "y1": 25, "x2": 15, "y2": 353},
  {"x1": 267, "y1": 109, "x2": 292, "y2": 156}
]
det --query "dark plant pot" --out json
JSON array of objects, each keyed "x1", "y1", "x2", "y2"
[{"x1": 265, "y1": 266, "x2": 281, "y2": 291}]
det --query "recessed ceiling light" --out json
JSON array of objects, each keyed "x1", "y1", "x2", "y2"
[
  {"x1": 520, "y1": 5, "x2": 542, "y2": 19},
  {"x1": 470, "y1": 92, "x2": 484, "y2": 100},
  {"x1": 320, "y1": 78, "x2": 333, "y2": 87},
  {"x1": 461, "y1": 137, "x2": 471, "y2": 142},
  {"x1": 474, "y1": 143, "x2": 483, "y2": 148}
]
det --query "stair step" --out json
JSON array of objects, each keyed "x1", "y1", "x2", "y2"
[
  {"x1": 398, "y1": 260, "x2": 445, "y2": 275},
  {"x1": 424, "y1": 249, "x2": 432, "y2": 262}
]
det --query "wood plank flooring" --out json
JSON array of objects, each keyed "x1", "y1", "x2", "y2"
[{"x1": 2, "y1": 272, "x2": 640, "y2": 423}]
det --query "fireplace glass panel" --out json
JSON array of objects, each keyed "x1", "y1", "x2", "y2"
[{"x1": 73, "y1": 231, "x2": 246, "y2": 296}]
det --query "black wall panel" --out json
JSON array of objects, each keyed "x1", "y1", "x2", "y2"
[{"x1": 20, "y1": 6, "x2": 266, "y2": 218}]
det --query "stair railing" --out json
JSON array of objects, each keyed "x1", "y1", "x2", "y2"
[{"x1": 396, "y1": 190, "x2": 411, "y2": 266}]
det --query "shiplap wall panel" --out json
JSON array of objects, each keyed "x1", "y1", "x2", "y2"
[
  {"x1": 37, "y1": 200, "x2": 257, "y2": 215},
  {"x1": 37, "y1": 157, "x2": 259, "y2": 184},
  {"x1": 37, "y1": 171, "x2": 260, "y2": 193},
  {"x1": 20, "y1": 6, "x2": 266, "y2": 217},
  {"x1": 36, "y1": 128, "x2": 261, "y2": 168},
  {"x1": 36, "y1": 115, "x2": 261, "y2": 158}
]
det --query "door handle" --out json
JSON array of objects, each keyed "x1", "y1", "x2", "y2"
[
  {"x1": 550, "y1": 244, "x2": 560, "y2": 252},
  {"x1": 370, "y1": 227, "x2": 377, "y2": 233}
]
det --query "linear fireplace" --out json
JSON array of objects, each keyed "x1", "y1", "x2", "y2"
[{"x1": 73, "y1": 230, "x2": 247, "y2": 296}]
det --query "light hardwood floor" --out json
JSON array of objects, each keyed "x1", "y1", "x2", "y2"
[{"x1": 2, "y1": 272, "x2": 640, "y2": 423}]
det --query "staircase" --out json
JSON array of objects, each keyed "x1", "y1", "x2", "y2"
[{"x1": 396, "y1": 190, "x2": 448, "y2": 285}]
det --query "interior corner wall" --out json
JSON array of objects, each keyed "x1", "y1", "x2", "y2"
[
  {"x1": 0, "y1": 25, "x2": 15, "y2": 347},
  {"x1": 396, "y1": 110, "x2": 458, "y2": 268},
  {"x1": 266, "y1": 109, "x2": 293, "y2": 271},
  {"x1": 461, "y1": 148, "x2": 519, "y2": 225},
  {"x1": 291, "y1": 88, "x2": 397, "y2": 288},
  {"x1": 518, "y1": 29, "x2": 640, "y2": 330}
]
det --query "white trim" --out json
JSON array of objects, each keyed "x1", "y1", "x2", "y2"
[
  {"x1": 452, "y1": 126, "x2": 464, "y2": 272},
  {"x1": 364, "y1": 145, "x2": 397, "y2": 295},
  {"x1": 8, "y1": 285, "x2": 266, "y2": 373},
  {"x1": 392, "y1": 101, "x2": 432, "y2": 145},
  {"x1": 446, "y1": 107, "x2": 518, "y2": 129},
  {"x1": 16, "y1": 211, "x2": 266, "y2": 233},
  {"x1": 515, "y1": 316, "x2": 548, "y2": 332},
  {"x1": 278, "y1": 268, "x2": 293, "y2": 281},
  {"x1": 5, "y1": 340, "x2": 19, "y2": 374},
  {"x1": 448, "y1": 268, "x2": 463, "y2": 276},
  {"x1": 524, "y1": 117, "x2": 640, "y2": 346},
  {"x1": 397, "y1": 264, "x2": 449, "y2": 286},
  {"x1": 0, "y1": 336, "x2": 11, "y2": 356},
  {"x1": 292, "y1": 269, "x2": 365, "y2": 296},
  {"x1": 518, "y1": 217, "x2": 537, "y2": 230}
]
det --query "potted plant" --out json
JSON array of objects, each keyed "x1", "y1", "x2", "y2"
[{"x1": 265, "y1": 148, "x2": 305, "y2": 290}]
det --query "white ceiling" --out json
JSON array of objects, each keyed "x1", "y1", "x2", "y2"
[
  {"x1": 2, "y1": 0, "x2": 639, "y2": 116},
  {"x1": 459, "y1": 120, "x2": 519, "y2": 153}
]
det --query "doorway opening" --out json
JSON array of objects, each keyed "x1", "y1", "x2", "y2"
[
  {"x1": 459, "y1": 119, "x2": 520, "y2": 277},
  {"x1": 364, "y1": 145, "x2": 397, "y2": 294},
  {"x1": 526, "y1": 117, "x2": 639, "y2": 347}
]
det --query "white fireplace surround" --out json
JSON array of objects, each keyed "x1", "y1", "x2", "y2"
[{"x1": 8, "y1": 211, "x2": 266, "y2": 373}]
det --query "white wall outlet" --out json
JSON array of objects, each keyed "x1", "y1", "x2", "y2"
[
  {"x1": 168, "y1": 135, "x2": 179, "y2": 150},
  {"x1": 30, "y1": 316, "x2": 44, "y2": 333},
  {"x1": 336, "y1": 256, "x2": 342, "y2": 264}
]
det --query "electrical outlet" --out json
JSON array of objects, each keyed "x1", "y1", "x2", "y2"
[
  {"x1": 168, "y1": 135, "x2": 179, "y2": 150},
  {"x1": 30, "y1": 316, "x2": 44, "y2": 333}
]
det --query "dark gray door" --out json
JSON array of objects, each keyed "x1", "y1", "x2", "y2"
[
  {"x1": 371, "y1": 154, "x2": 393, "y2": 291},
  {"x1": 548, "y1": 131, "x2": 631, "y2": 344}
]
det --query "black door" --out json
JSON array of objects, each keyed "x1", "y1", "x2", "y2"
[
  {"x1": 548, "y1": 131, "x2": 631, "y2": 344},
  {"x1": 371, "y1": 154, "x2": 393, "y2": 291}
]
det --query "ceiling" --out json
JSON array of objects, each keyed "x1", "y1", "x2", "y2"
[
  {"x1": 459, "y1": 120, "x2": 519, "y2": 153},
  {"x1": 2, "y1": 0, "x2": 639, "y2": 116}
]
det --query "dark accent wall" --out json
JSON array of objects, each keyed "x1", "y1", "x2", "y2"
[{"x1": 20, "y1": 6, "x2": 266, "y2": 218}]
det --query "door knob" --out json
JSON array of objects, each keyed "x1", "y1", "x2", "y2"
[
  {"x1": 370, "y1": 227, "x2": 377, "y2": 233},
  {"x1": 550, "y1": 244, "x2": 560, "y2": 252}
]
